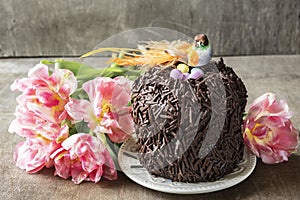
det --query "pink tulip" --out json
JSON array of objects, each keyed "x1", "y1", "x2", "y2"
[
  {"x1": 13, "y1": 120, "x2": 69, "y2": 173},
  {"x1": 66, "y1": 76, "x2": 134, "y2": 143},
  {"x1": 10, "y1": 63, "x2": 77, "y2": 124},
  {"x1": 14, "y1": 136, "x2": 64, "y2": 173},
  {"x1": 51, "y1": 133, "x2": 117, "y2": 184},
  {"x1": 243, "y1": 93, "x2": 299, "y2": 164},
  {"x1": 9, "y1": 106, "x2": 69, "y2": 140}
]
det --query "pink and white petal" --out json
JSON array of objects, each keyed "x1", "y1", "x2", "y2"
[
  {"x1": 8, "y1": 116, "x2": 42, "y2": 138},
  {"x1": 71, "y1": 168, "x2": 89, "y2": 184},
  {"x1": 264, "y1": 116, "x2": 287, "y2": 128},
  {"x1": 243, "y1": 129, "x2": 260, "y2": 156},
  {"x1": 65, "y1": 99, "x2": 91, "y2": 122},
  {"x1": 92, "y1": 102, "x2": 103, "y2": 119},
  {"x1": 247, "y1": 106, "x2": 263, "y2": 122},
  {"x1": 111, "y1": 87, "x2": 131, "y2": 108},
  {"x1": 36, "y1": 89, "x2": 60, "y2": 107},
  {"x1": 102, "y1": 151, "x2": 118, "y2": 180},
  {"x1": 16, "y1": 94, "x2": 35, "y2": 106},
  {"x1": 260, "y1": 147, "x2": 289, "y2": 164},
  {"x1": 58, "y1": 110, "x2": 68, "y2": 122},
  {"x1": 37, "y1": 122, "x2": 62, "y2": 140},
  {"x1": 97, "y1": 77, "x2": 116, "y2": 100},
  {"x1": 107, "y1": 127, "x2": 131, "y2": 143},
  {"x1": 56, "y1": 124, "x2": 69, "y2": 143},
  {"x1": 14, "y1": 138, "x2": 51, "y2": 173},
  {"x1": 252, "y1": 125, "x2": 269, "y2": 138},
  {"x1": 87, "y1": 136, "x2": 106, "y2": 154},
  {"x1": 28, "y1": 63, "x2": 49, "y2": 81},
  {"x1": 10, "y1": 78, "x2": 31, "y2": 92},
  {"x1": 114, "y1": 76, "x2": 132, "y2": 94},
  {"x1": 244, "y1": 138, "x2": 260, "y2": 157},
  {"x1": 82, "y1": 159, "x2": 99, "y2": 173},
  {"x1": 268, "y1": 100, "x2": 291, "y2": 119},
  {"x1": 88, "y1": 166, "x2": 103, "y2": 183},
  {"x1": 101, "y1": 115, "x2": 119, "y2": 130},
  {"x1": 248, "y1": 93, "x2": 273, "y2": 117},
  {"x1": 100, "y1": 110, "x2": 133, "y2": 134},
  {"x1": 50, "y1": 69, "x2": 77, "y2": 96},
  {"x1": 260, "y1": 152, "x2": 278, "y2": 164},
  {"x1": 277, "y1": 149, "x2": 290, "y2": 161},
  {"x1": 103, "y1": 165, "x2": 118, "y2": 181},
  {"x1": 82, "y1": 77, "x2": 115, "y2": 102},
  {"x1": 263, "y1": 93, "x2": 276, "y2": 108},
  {"x1": 8, "y1": 118, "x2": 28, "y2": 136},
  {"x1": 82, "y1": 79, "x2": 97, "y2": 102},
  {"x1": 271, "y1": 122, "x2": 299, "y2": 150},
  {"x1": 13, "y1": 141, "x2": 30, "y2": 168},
  {"x1": 75, "y1": 145, "x2": 88, "y2": 159},
  {"x1": 61, "y1": 134, "x2": 79, "y2": 151},
  {"x1": 54, "y1": 155, "x2": 71, "y2": 179},
  {"x1": 26, "y1": 102, "x2": 56, "y2": 123},
  {"x1": 117, "y1": 112, "x2": 135, "y2": 134}
]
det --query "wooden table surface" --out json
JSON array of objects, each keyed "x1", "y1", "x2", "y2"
[{"x1": 0, "y1": 55, "x2": 299, "y2": 200}]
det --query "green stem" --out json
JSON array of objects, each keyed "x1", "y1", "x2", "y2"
[
  {"x1": 49, "y1": 59, "x2": 142, "y2": 80},
  {"x1": 97, "y1": 132, "x2": 108, "y2": 147},
  {"x1": 89, "y1": 129, "x2": 94, "y2": 136}
]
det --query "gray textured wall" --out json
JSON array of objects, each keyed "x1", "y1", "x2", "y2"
[{"x1": 0, "y1": 0, "x2": 299, "y2": 57}]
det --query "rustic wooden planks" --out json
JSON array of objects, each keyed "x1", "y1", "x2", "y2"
[{"x1": 0, "y1": 0, "x2": 299, "y2": 57}]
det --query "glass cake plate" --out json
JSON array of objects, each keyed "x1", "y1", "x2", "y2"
[{"x1": 118, "y1": 138, "x2": 257, "y2": 194}]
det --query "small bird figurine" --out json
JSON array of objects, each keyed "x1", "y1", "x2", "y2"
[
  {"x1": 81, "y1": 34, "x2": 212, "y2": 68},
  {"x1": 192, "y1": 34, "x2": 212, "y2": 67}
]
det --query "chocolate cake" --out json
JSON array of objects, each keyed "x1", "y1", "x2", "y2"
[{"x1": 131, "y1": 58, "x2": 248, "y2": 182}]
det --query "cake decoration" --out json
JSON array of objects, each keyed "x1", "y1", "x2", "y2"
[
  {"x1": 81, "y1": 34, "x2": 211, "y2": 68},
  {"x1": 170, "y1": 64, "x2": 204, "y2": 80},
  {"x1": 8, "y1": 30, "x2": 299, "y2": 186}
]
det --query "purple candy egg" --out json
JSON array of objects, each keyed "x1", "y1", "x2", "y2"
[
  {"x1": 189, "y1": 68, "x2": 204, "y2": 79},
  {"x1": 170, "y1": 69, "x2": 183, "y2": 80}
]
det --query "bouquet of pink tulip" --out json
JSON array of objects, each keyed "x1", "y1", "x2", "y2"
[
  {"x1": 9, "y1": 59, "x2": 142, "y2": 184},
  {"x1": 9, "y1": 57, "x2": 299, "y2": 184}
]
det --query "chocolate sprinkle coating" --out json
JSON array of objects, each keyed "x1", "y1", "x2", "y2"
[{"x1": 132, "y1": 58, "x2": 248, "y2": 182}]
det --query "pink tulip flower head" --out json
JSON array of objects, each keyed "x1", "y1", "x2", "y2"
[
  {"x1": 243, "y1": 93, "x2": 299, "y2": 164},
  {"x1": 51, "y1": 133, "x2": 117, "y2": 184},
  {"x1": 66, "y1": 76, "x2": 134, "y2": 143},
  {"x1": 10, "y1": 63, "x2": 77, "y2": 124},
  {"x1": 13, "y1": 124, "x2": 69, "y2": 173}
]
